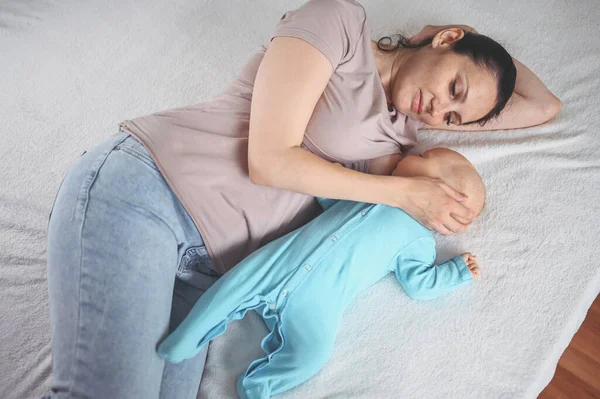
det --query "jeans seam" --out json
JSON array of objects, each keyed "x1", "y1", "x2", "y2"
[{"x1": 69, "y1": 134, "x2": 129, "y2": 396}]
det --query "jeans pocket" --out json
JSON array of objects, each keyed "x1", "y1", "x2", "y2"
[{"x1": 176, "y1": 245, "x2": 220, "y2": 291}]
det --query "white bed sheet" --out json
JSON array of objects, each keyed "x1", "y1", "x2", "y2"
[{"x1": 1, "y1": 1, "x2": 598, "y2": 398}]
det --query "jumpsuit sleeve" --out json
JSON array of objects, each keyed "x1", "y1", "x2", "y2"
[{"x1": 390, "y1": 237, "x2": 473, "y2": 301}]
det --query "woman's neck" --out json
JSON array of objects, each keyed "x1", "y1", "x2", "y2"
[{"x1": 370, "y1": 40, "x2": 417, "y2": 108}]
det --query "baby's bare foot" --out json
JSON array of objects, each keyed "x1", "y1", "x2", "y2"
[{"x1": 460, "y1": 252, "x2": 481, "y2": 279}]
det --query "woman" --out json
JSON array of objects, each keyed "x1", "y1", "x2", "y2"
[{"x1": 44, "y1": 0, "x2": 560, "y2": 398}]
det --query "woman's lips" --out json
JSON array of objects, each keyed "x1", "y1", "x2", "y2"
[{"x1": 411, "y1": 89, "x2": 422, "y2": 114}]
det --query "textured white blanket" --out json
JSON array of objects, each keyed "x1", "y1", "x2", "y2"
[{"x1": 1, "y1": 1, "x2": 598, "y2": 398}]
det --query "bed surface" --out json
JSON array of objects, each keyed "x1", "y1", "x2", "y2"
[{"x1": 1, "y1": 1, "x2": 599, "y2": 398}]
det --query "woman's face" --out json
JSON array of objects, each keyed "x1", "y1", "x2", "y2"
[{"x1": 391, "y1": 31, "x2": 498, "y2": 127}]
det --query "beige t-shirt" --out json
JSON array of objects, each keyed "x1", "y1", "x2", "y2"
[{"x1": 119, "y1": 0, "x2": 422, "y2": 274}]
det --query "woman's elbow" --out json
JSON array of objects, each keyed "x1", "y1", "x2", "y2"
[
  {"x1": 248, "y1": 152, "x2": 281, "y2": 187},
  {"x1": 248, "y1": 160, "x2": 272, "y2": 186},
  {"x1": 528, "y1": 95, "x2": 562, "y2": 127},
  {"x1": 544, "y1": 95, "x2": 562, "y2": 122}
]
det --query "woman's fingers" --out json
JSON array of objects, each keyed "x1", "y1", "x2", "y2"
[
  {"x1": 426, "y1": 205, "x2": 471, "y2": 234},
  {"x1": 399, "y1": 176, "x2": 476, "y2": 234},
  {"x1": 440, "y1": 182, "x2": 476, "y2": 225},
  {"x1": 441, "y1": 218, "x2": 467, "y2": 234},
  {"x1": 436, "y1": 197, "x2": 472, "y2": 233},
  {"x1": 451, "y1": 213, "x2": 472, "y2": 225},
  {"x1": 439, "y1": 181, "x2": 468, "y2": 203},
  {"x1": 431, "y1": 222, "x2": 453, "y2": 236},
  {"x1": 450, "y1": 201, "x2": 476, "y2": 223}
]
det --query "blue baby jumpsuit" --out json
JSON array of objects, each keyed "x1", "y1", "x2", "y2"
[{"x1": 157, "y1": 198, "x2": 473, "y2": 398}]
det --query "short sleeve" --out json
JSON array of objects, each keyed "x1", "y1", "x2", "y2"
[{"x1": 271, "y1": 0, "x2": 367, "y2": 69}]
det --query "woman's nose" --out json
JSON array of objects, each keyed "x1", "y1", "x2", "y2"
[{"x1": 430, "y1": 97, "x2": 449, "y2": 122}]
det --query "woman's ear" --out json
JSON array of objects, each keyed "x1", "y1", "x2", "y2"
[{"x1": 431, "y1": 28, "x2": 465, "y2": 48}]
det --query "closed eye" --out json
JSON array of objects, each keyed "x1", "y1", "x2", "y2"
[{"x1": 446, "y1": 78, "x2": 463, "y2": 125}]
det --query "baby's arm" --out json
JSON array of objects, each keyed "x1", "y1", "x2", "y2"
[{"x1": 391, "y1": 237, "x2": 477, "y2": 301}]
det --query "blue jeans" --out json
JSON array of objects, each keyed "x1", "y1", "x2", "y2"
[{"x1": 45, "y1": 130, "x2": 222, "y2": 398}]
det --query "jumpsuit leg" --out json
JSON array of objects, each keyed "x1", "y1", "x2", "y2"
[
  {"x1": 157, "y1": 246, "x2": 291, "y2": 363},
  {"x1": 238, "y1": 294, "x2": 342, "y2": 399}
]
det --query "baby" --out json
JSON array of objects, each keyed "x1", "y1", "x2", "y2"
[{"x1": 157, "y1": 148, "x2": 484, "y2": 399}]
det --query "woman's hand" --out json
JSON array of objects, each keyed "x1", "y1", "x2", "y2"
[
  {"x1": 387, "y1": 176, "x2": 475, "y2": 236},
  {"x1": 407, "y1": 24, "x2": 477, "y2": 45}
]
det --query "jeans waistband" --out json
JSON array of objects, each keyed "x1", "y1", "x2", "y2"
[{"x1": 113, "y1": 129, "x2": 159, "y2": 172}]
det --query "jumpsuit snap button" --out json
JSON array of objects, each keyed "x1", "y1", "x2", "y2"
[
  {"x1": 331, "y1": 236, "x2": 338, "y2": 242},
  {"x1": 114, "y1": 145, "x2": 120, "y2": 150},
  {"x1": 305, "y1": 264, "x2": 312, "y2": 271},
  {"x1": 282, "y1": 290, "x2": 288, "y2": 297},
  {"x1": 361, "y1": 211, "x2": 367, "y2": 216}
]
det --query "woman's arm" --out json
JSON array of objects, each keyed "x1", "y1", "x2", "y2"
[
  {"x1": 249, "y1": 36, "x2": 474, "y2": 235},
  {"x1": 413, "y1": 25, "x2": 562, "y2": 131}
]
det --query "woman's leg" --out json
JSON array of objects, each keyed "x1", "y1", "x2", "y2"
[
  {"x1": 46, "y1": 131, "x2": 217, "y2": 398},
  {"x1": 159, "y1": 280, "x2": 215, "y2": 398}
]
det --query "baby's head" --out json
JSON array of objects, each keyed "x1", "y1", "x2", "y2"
[{"x1": 392, "y1": 148, "x2": 486, "y2": 217}]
